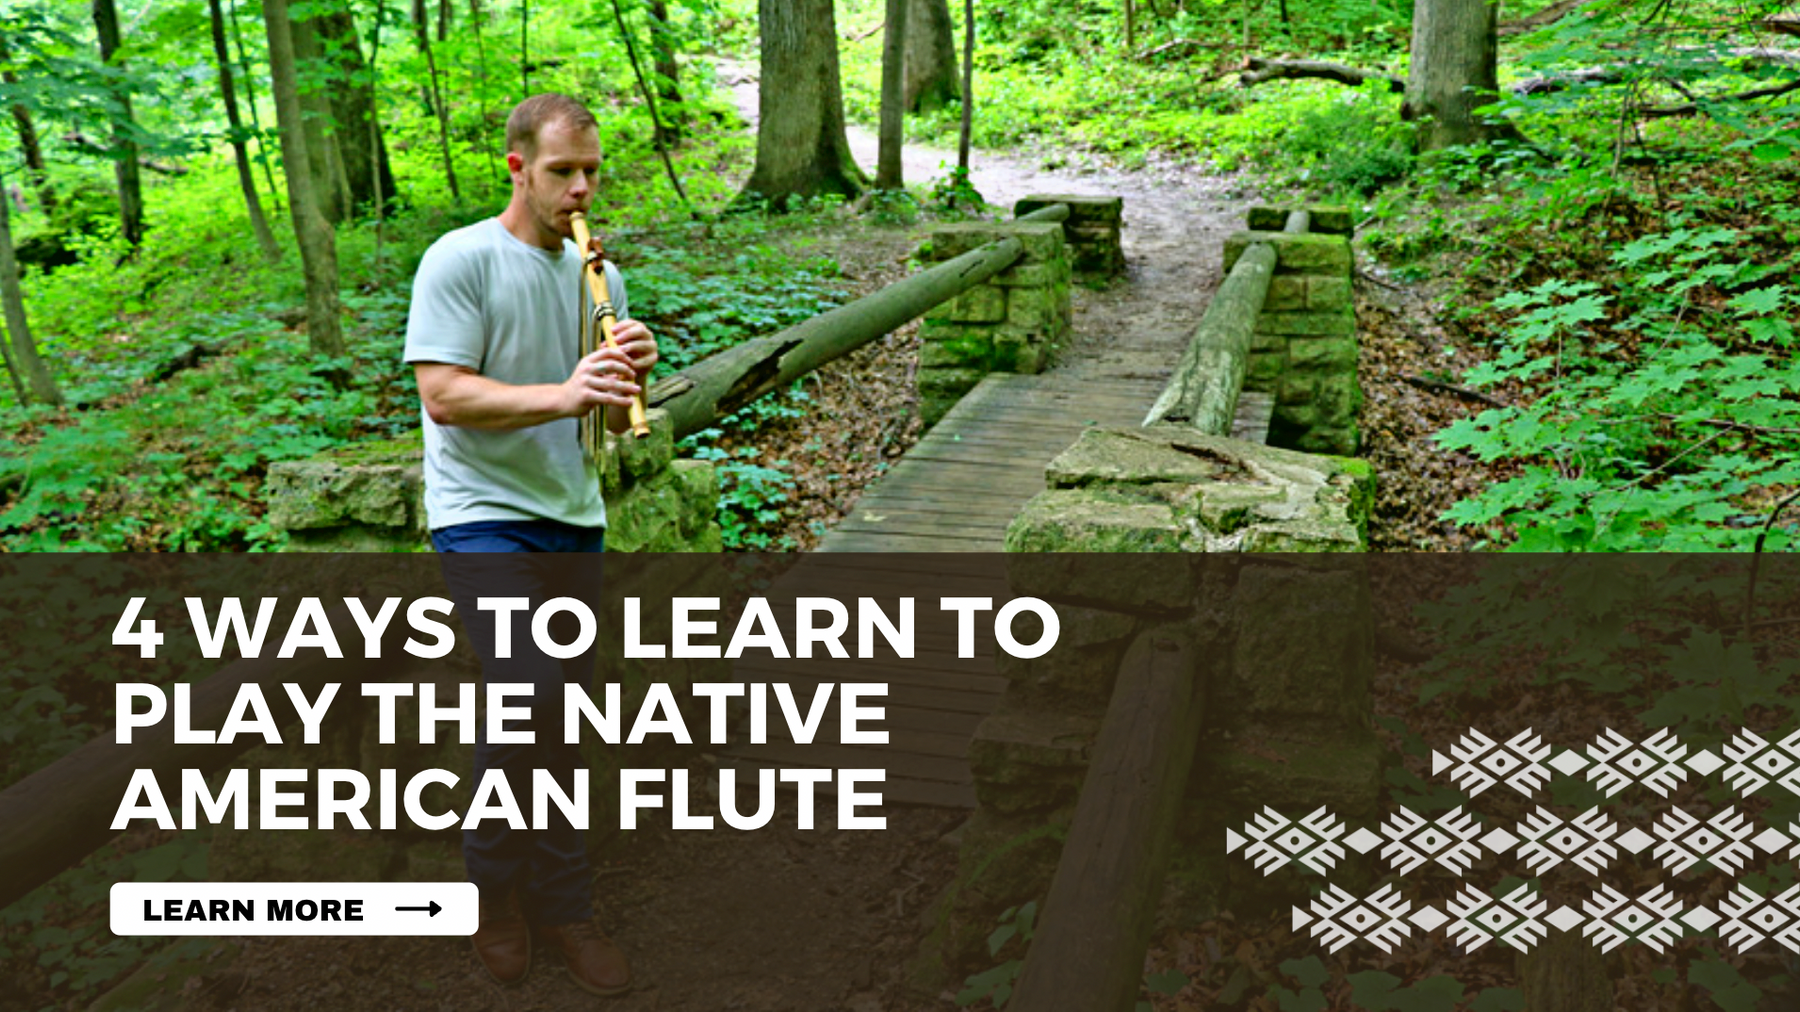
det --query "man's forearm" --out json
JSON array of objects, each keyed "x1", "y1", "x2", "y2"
[{"x1": 423, "y1": 369, "x2": 575, "y2": 430}]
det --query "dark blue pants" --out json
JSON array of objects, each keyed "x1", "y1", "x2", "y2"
[{"x1": 432, "y1": 519, "x2": 604, "y2": 925}]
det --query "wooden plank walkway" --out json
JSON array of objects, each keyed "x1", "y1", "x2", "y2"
[
  {"x1": 721, "y1": 367, "x2": 1174, "y2": 806},
  {"x1": 722, "y1": 243, "x2": 1272, "y2": 808}
]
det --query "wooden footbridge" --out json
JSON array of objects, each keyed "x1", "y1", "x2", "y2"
[{"x1": 720, "y1": 197, "x2": 1284, "y2": 809}]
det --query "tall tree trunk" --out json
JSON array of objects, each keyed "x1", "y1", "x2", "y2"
[
  {"x1": 228, "y1": 0, "x2": 283, "y2": 214},
  {"x1": 368, "y1": 0, "x2": 387, "y2": 263},
  {"x1": 520, "y1": 0, "x2": 529, "y2": 95},
  {"x1": 647, "y1": 0, "x2": 685, "y2": 143},
  {"x1": 904, "y1": 0, "x2": 959, "y2": 113},
  {"x1": 1125, "y1": 0, "x2": 1136, "y2": 49},
  {"x1": 876, "y1": 0, "x2": 909, "y2": 190},
  {"x1": 957, "y1": 0, "x2": 973, "y2": 172},
  {"x1": 316, "y1": 6, "x2": 398, "y2": 216},
  {"x1": 0, "y1": 182, "x2": 62, "y2": 406},
  {"x1": 264, "y1": 0, "x2": 349, "y2": 360},
  {"x1": 208, "y1": 0, "x2": 281, "y2": 262},
  {"x1": 92, "y1": 0, "x2": 145, "y2": 247},
  {"x1": 0, "y1": 34, "x2": 55, "y2": 216},
  {"x1": 740, "y1": 0, "x2": 866, "y2": 209},
  {"x1": 414, "y1": 3, "x2": 462, "y2": 201},
  {"x1": 1406, "y1": 0, "x2": 1512, "y2": 149},
  {"x1": 437, "y1": 0, "x2": 451, "y2": 41},
  {"x1": 288, "y1": 12, "x2": 351, "y2": 224},
  {"x1": 471, "y1": 0, "x2": 502, "y2": 194}
]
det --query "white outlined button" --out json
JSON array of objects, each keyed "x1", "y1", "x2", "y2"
[{"x1": 111, "y1": 882, "x2": 477, "y2": 936}]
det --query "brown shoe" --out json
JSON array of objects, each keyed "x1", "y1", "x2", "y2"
[
  {"x1": 472, "y1": 891, "x2": 531, "y2": 985},
  {"x1": 535, "y1": 920, "x2": 632, "y2": 996}
]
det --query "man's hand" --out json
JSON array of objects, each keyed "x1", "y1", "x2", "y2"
[
  {"x1": 603, "y1": 319, "x2": 659, "y2": 434},
  {"x1": 564, "y1": 345, "x2": 643, "y2": 416}
]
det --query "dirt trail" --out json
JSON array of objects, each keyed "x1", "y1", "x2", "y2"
[{"x1": 717, "y1": 58, "x2": 1258, "y2": 389}]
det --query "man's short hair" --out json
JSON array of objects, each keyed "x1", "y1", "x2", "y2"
[{"x1": 506, "y1": 94, "x2": 599, "y2": 160}]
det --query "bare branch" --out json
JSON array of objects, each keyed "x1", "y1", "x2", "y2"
[
  {"x1": 1133, "y1": 37, "x2": 1226, "y2": 61},
  {"x1": 1638, "y1": 77, "x2": 1800, "y2": 117},
  {"x1": 1238, "y1": 57, "x2": 1404, "y2": 92},
  {"x1": 1498, "y1": 0, "x2": 1593, "y2": 37}
]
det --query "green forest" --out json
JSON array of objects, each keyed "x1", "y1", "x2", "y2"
[{"x1": 1, "y1": 0, "x2": 1798, "y2": 554}]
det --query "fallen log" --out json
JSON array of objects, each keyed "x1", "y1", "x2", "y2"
[{"x1": 1238, "y1": 56, "x2": 1405, "y2": 92}]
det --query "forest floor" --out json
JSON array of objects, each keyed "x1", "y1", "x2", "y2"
[{"x1": 93, "y1": 66, "x2": 1504, "y2": 1012}]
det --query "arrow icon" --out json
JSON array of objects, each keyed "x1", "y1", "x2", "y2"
[{"x1": 396, "y1": 901, "x2": 442, "y2": 916}]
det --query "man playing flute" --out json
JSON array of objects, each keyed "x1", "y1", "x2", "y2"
[{"x1": 403, "y1": 93, "x2": 657, "y2": 998}]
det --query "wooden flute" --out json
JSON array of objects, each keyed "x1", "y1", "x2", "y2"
[{"x1": 570, "y1": 211, "x2": 650, "y2": 449}]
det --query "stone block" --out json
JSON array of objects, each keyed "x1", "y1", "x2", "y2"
[
  {"x1": 668, "y1": 459, "x2": 722, "y2": 544},
  {"x1": 1257, "y1": 307, "x2": 1355, "y2": 337},
  {"x1": 1005, "y1": 489, "x2": 1186, "y2": 554},
  {"x1": 990, "y1": 261, "x2": 1070, "y2": 288},
  {"x1": 920, "y1": 335, "x2": 993, "y2": 369},
  {"x1": 1246, "y1": 206, "x2": 1290, "y2": 231},
  {"x1": 995, "y1": 604, "x2": 1144, "y2": 703},
  {"x1": 920, "y1": 319, "x2": 980, "y2": 344},
  {"x1": 283, "y1": 525, "x2": 427, "y2": 552},
  {"x1": 1226, "y1": 231, "x2": 1353, "y2": 275},
  {"x1": 1045, "y1": 427, "x2": 1244, "y2": 488},
  {"x1": 1223, "y1": 562, "x2": 1373, "y2": 726},
  {"x1": 1006, "y1": 221, "x2": 1069, "y2": 263},
  {"x1": 1004, "y1": 551, "x2": 1197, "y2": 614},
  {"x1": 1015, "y1": 194, "x2": 1124, "y2": 224},
  {"x1": 925, "y1": 222, "x2": 1009, "y2": 260},
  {"x1": 949, "y1": 284, "x2": 1006, "y2": 323},
  {"x1": 1005, "y1": 288, "x2": 1064, "y2": 329},
  {"x1": 1264, "y1": 277, "x2": 1306, "y2": 312},
  {"x1": 1309, "y1": 207, "x2": 1355, "y2": 235},
  {"x1": 1247, "y1": 205, "x2": 1353, "y2": 236},
  {"x1": 1307, "y1": 276, "x2": 1352, "y2": 310},
  {"x1": 993, "y1": 334, "x2": 1047, "y2": 375},
  {"x1": 1287, "y1": 425, "x2": 1360, "y2": 457},
  {"x1": 1275, "y1": 376, "x2": 1316, "y2": 406},
  {"x1": 1196, "y1": 484, "x2": 1286, "y2": 534},
  {"x1": 1274, "y1": 233, "x2": 1353, "y2": 274},
  {"x1": 265, "y1": 443, "x2": 424, "y2": 534},
  {"x1": 614, "y1": 407, "x2": 675, "y2": 481},
  {"x1": 918, "y1": 367, "x2": 986, "y2": 427},
  {"x1": 1245, "y1": 354, "x2": 1283, "y2": 389},
  {"x1": 604, "y1": 470, "x2": 693, "y2": 552},
  {"x1": 1196, "y1": 734, "x2": 1382, "y2": 822},
  {"x1": 1276, "y1": 404, "x2": 1320, "y2": 430},
  {"x1": 969, "y1": 709, "x2": 1098, "y2": 814},
  {"x1": 1313, "y1": 375, "x2": 1362, "y2": 421},
  {"x1": 1288, "y1": 336, "x2": 1358, "y2": 369}
]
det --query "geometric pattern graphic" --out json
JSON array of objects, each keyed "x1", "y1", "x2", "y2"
[
  {"x1": 1226, "y1": 806, "x2": 1346, "y2": 876},
  {"x1": 1720, "y1": 729, "x2": 1800, "y2": 798},
  {"x1": 1228, "y1": 727, "x2": 1800, "y2": 953},
  {"x1": 1293, "y1": 883, "x2": 1412, "y2": 953}
]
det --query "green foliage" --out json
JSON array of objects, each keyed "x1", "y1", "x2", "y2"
[
  {"x1": 684, "y1": 434, "x2": 798, "y2": 550},
  {"x1": 955, "y1": 900, "x2": 1037, "y2": 1008},
  {"x1": 1435, "y1": 216, "x2": 1800, "y2": 550},
  {"x1": 1268, "y1": 956, "x2": 1525, "y2": 1012}
]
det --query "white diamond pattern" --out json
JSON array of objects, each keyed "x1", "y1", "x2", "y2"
[{"x1": 1232, "y1": 727, "x2": 1800, "y2": 955}]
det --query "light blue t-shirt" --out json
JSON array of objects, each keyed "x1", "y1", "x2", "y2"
[{"x1": 403, "y1": 217, "x2": 628, "y2": 531}]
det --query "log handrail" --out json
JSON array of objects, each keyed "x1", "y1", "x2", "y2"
[
  {"x1": 1007, "y1": 629, "x2": 1204, "y2": 1011},
  {"x1": 1141, "y1": 240, "x2": 1277, "y2": 432},
  {"x1": 653, "y1": 201, "x2": 1080, "y2": 440}
]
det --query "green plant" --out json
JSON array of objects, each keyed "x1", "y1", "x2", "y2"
[
  {"x1": 1435, "y1": 219, "x2": 1800, "y2": 550},
  {"x1": 956, "y1": 900, "x2": 1037, "y2": 1008}
]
